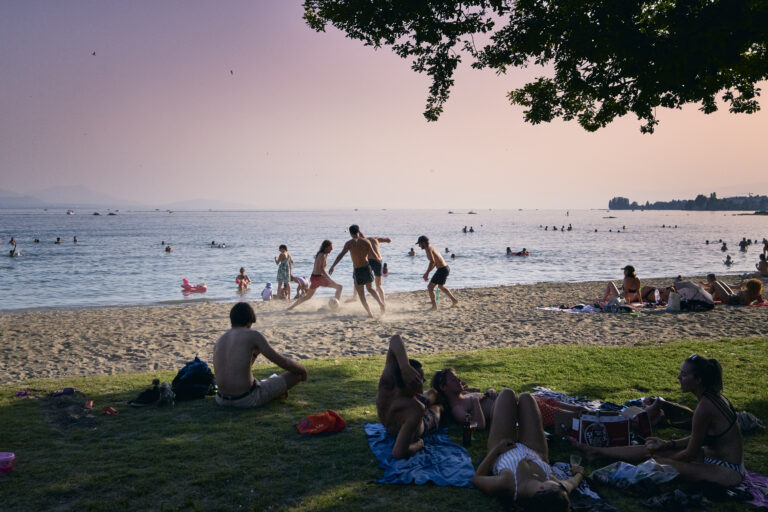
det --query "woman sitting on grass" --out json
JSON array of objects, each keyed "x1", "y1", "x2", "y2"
[
  {"x1": 603, "y1": 265, "x2": 642, "y2": 303},
  {"x1": 572, "y1": 354, "x2": 744, "y2": 487},
  {"x1": 473, "y1": 389, "x2": 585, "y2": 511},
  {"x1": 713, "y1": 278, "x2": 763, "y2": 306}
]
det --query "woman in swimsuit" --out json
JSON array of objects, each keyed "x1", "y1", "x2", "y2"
[
  {"x1": 602, "y1": 265, "x2": 642, "y2": 303},
  {"x1": 713, "y1": 278, "x2": 763, "y2": 306},
  {"x1": 473, "y1": 389, "x2": 585, "y2": 511},
  {"x1": 274, "y1": 244, "x2": 293, "y2": 299},
  {"x1": 572, "y1": 354, "x2": 744, "y2": 487}
]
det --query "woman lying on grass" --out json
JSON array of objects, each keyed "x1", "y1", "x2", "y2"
[
  {"x1": 573, "y1": 354, "x2": 744, "y2": 487},
  {"x1": 473, "y1": 389, "x2": 585, "y2": 511}
]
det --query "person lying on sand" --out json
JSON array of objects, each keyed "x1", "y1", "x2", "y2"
[
  {"x1": 213, "y1": 302, "x2": 307, "y2": 408},
  {"x1": 377, "y1": 335, "x2": 442, "y2": 459},
  {"x1": 713, "y1": 278, "x2": 763, "y2": 305},
  {"x1": 640, "y1": 285, "x2": 676, "y2": 304},
  {"x1": 571, "y1": 354, "x2": 744, "y2": 487},
  {"x1": 603, "y1": 265, "x2": 642, "y2": 304},
  {"x1": 473, "y1": 389, "x2": 586, "y2": 510}
]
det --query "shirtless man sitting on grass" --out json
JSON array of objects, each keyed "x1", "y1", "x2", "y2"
[
  {"x1": 377, "y1": 335, "x2": 442, "y2": 459},
  {"x1": 213, "y1": 302, "x2": 307, "y2": 408}
]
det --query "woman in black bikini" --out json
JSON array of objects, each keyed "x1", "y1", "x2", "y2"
[
  {"x1": 603, "y1": 265, "x2": 643, "y2": 303},
  {"x1": 573, "y1": 354, "x2": 744, "y2": 487}
]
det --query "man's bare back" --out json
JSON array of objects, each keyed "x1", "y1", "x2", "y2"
[{"x1": 213, "y1": 328, "x2": 263, "y2": 395}]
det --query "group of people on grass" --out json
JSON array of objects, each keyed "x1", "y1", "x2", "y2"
[
  {"x1": 602, "y1": 265, "x2": 764, "y2": 307},
  {"x1": 214, "y1": 303, "x2": 745, "y2": 511}
]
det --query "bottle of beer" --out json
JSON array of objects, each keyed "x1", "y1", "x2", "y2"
[{"x1": 462, "y1": 414, "x2": 472, "y2": 447}]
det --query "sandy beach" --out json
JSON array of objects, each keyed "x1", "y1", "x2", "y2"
[{"x1": 1, "y1": 277, "x2": 766, "y2": 385}]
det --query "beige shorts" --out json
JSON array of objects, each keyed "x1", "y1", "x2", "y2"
[{"x1": 215, "y1": 375, "x2": 288, "y2": 408}]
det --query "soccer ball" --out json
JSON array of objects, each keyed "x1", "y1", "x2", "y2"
[{"x1": 328, "y1": 298, "x2": 340, "y2": 310}]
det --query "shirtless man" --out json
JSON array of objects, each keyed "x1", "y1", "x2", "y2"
[
  {"x1": 213, "y1": 302, "x2": 307, "y2": 408},
  {"x1": 346, "y1": 231, "x2": 391, "y2": 304},
  {"x1": 377, "y1": 335, "x2": 442, "y2": 459},
  {"x1": 328, "y1": 225, "x2": 385, "y2": 317},
  {"x1": 287, "y1": 240, "x2": 342, "y2": 311},
  {"x1": 417, "y1": 235, "x2": 459, "y2": 310},
  {"x1": 362, "y1": 231, "x2": 390, "y2": 303}
]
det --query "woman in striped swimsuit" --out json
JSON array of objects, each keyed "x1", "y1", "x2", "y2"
[
  {"x1": 473, "y1": 389, "x2": 585, "y2": 511},
  {"x1": 573, "y1": 354, "x2": 744, "y2": 487}
]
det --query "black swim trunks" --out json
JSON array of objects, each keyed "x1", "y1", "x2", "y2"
[
  {"x1": 353, "y1": 265, "x2": 374, "y2": 286},
  {"x1": 368, "y1": 258, "x2": 383, "y2": 277},
  {"x1": 430, "y1": 265, "x2": 450, "y2": 285}
]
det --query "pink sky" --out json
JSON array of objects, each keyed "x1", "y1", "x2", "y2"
[{"x1": 1, "y1": 1, "x2": 766, "y2": 209}]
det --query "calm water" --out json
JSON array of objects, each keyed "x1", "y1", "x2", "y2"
[{"x1": 1, "y1": 209, "x2": 765, "y2": 311}]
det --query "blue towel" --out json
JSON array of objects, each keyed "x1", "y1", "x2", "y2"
[{"x1": 364, "y1": 423, "x2": 475, "y2": 487}]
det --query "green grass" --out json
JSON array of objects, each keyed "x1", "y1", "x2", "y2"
[{"x1": 1, "y1": 338, "x2": 766, "y2": 511}]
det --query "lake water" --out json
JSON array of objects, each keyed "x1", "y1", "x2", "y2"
[{"x1": 1, "y1": 208, "x2": 765, "y2": 311}]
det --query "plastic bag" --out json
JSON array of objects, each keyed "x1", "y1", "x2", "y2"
[
  {"x1": 666, "y1": 292, "x2": 681, "y2": 312},
  {"x1": 591, "y1": 458, "x2": 679, "y2": 489}
]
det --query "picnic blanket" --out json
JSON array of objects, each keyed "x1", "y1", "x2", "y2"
[{"x1": 364, "y1": 423, "x2": 475, "y2": 487}]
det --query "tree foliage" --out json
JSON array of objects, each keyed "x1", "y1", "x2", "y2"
[
  {"x1": 609, "y1": 193, "x2": 768, "y2": 210},
  {"x1": 303, "y1": 0, "x2": 768, "y2": 133}
]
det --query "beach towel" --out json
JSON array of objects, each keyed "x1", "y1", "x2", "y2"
[
  {"x1": 737, "y1": 470, "x2": 768, "y2": 508},
  {"x1": 537, "y1": 304, "x2": 603, "y2": 313},
  {"x1": 364, "y1": 423, "x2": 474, "y2": 487}
]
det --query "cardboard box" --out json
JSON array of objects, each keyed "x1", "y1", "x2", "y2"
[{"x1": 620, "y1": 406, "x2": 653, "y2": 438}]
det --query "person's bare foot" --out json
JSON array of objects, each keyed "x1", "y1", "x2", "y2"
[
  {"x1": 379, "y1": 303, "x2": 386, "y2": 314},
  {"x1": 428, "y1": 305, "x2": 438, "y2": 312},
  {"x1": 450, "y1": 301, "x2": 460, "y2": 308}
]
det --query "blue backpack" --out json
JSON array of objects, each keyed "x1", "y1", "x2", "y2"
[{"x1": 171, "y1": 356, "x2": 216, "y2": 401}]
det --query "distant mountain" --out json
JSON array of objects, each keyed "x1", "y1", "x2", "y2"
[
  {"x1": 161, "y1": 198, "x2": 256, "y2": 210},
  {"x1": 31, "y1": 185, "x2": 146, "y2": 209},
  {"x1": 0, "y1": 188, "x2": 47, "y2": 208}
]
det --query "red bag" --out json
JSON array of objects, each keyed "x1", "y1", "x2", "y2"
[
  {"x1": 296, "y1": 409, "x2": 346, "y2": 435},
  {"x1": 567, "y1": 412, "x2": 630, "y2": 447}
]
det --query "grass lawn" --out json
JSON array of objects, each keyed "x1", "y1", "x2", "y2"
[{"x1": 1, "y1": 337, "x2": 766, "y2": 511}]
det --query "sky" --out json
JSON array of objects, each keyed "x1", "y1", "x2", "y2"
[{"x1": 1, "y1": 1, "x2": 767, "y2": 210}]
